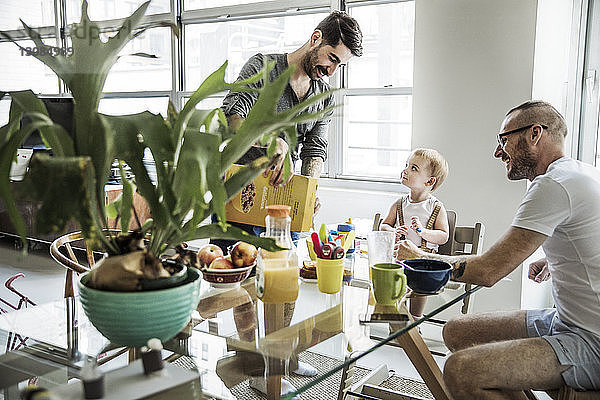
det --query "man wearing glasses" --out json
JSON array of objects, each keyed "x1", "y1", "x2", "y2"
[{"x1": 396, "y1": 100, "x2": 600, "y2": 398}]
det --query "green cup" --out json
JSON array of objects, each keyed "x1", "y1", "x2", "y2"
[{"x1": 371, "y1": 263, "x2": 407, "y2": 305}]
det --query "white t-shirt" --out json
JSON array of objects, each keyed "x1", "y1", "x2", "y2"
[
  {"x1": 512, "y1": 157, "x2": 600, "y2": 336},
  {"x1": 396, "y1": 195, "x2": 441, "y2": 251}
]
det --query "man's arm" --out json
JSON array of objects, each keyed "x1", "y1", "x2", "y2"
[
  {"x1": 395, "y1": 226, "x2": 547, "y2": 287},
  {"x1": 301, "y1": 157, "x2": 324, "y2": 213},
  {"x1": 301, "y1": 157, "x2": 323, "y2": 178}
]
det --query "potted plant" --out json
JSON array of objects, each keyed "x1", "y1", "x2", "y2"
[{"x1": 0, "y1": 1, "x2": 331, "y2": 346}]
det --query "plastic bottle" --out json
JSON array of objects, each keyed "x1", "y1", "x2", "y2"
[
  {"x1": 255, "y1": 205, "x2": 299, "y2": 303},
  {"x1": 338, "y1": 219, "x2": 356, "y2": 282},
  {"x1": 337, "y1": 220, "x2": 356, "y2": 253}
]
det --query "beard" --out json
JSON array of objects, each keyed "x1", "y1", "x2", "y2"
[
  {"x1": 301, "y1": 46, "x2": 326, "y2": 81},
  {"x1": 507, "y1": 136, "x2": 537, "y2": 180}
]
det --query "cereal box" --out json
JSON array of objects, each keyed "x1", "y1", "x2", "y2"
[{"x1": 224, "y1": 164, "x2": 317, "y2": 232}]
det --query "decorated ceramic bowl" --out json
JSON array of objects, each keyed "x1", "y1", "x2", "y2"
[
  {"x1": 401, "y1": 259, "x2": 452, "y2": 294},
  {"x1": 201, "y1": 263, "x2": 254, "y2": 287}
]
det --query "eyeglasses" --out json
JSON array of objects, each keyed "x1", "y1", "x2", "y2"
[{"x1": 496, "y1": 123, "x2": 548, "y2": 149}]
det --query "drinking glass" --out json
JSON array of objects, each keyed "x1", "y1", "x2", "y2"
[{"x1": 367, "y1": 231, "x2": 396, "y2": 279}]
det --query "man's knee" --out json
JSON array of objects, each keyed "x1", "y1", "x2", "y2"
[
  {"x1": 442, "y1": 316, "x2": 469, "y2": 352},
  {"x1": 443, "y1": 351, "x2": 474, "y2": 396}
]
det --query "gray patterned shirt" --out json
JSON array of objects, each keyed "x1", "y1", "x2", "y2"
[{"x1": 221, "y1": 53, "x2": 334, "y2": 164}]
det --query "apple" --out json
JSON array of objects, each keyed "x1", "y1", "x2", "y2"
[
  {"x1": 230, "y1": 241, "x2": 258, "y2": 267},
  {"x1": 209, "y1": 256, "x2": 234, "y2": 270},
  {"x1": 197, "y1": 244, "x2": 224, "y2": 267}
]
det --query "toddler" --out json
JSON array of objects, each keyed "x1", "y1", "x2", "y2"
[{"x1": 381, "y1": 148, "x2": 450, "y2": 320}]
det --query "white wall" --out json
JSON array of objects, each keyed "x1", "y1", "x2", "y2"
[
  {"x1": 521, "y1": 0, "x2": 573, "y2": 310},
  {"x1": 412, "y1": 0, "x2": 537, "y2": 313},
  {"x1": 319, "y1": 0, "x2": 540, "y2": 314}
]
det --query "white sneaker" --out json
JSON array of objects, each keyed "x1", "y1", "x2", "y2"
[
  {"x1": 292, "y1": 361, "x2": 318, "y2": 377},
  {"x1": 249, "y1": 377, "x2": 298, "y2": 398}
]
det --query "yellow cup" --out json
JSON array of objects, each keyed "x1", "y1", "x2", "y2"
[
  {"x1": 316, "y1": 258, "x2": 344, "y2": 294},
  {"x1": 306, "y1": 238, "x2": 318, "y2": 261}
]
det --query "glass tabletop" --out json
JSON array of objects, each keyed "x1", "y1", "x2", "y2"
[{"x1": 0, "y1": 251, "x2": 482, "y2": 400}]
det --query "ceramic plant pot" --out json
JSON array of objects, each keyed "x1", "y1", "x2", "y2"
[{"x1": 78, "y1": 267, "x2": 201, "y2": 347}]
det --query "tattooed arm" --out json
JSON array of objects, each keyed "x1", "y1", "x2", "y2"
[
  {"x1": 301, "y1": 157, "x2": 323, "y2": 178},
  {"x1": 301, "y1": 157, "x2": 324, "y2": 214},
  {"x1": 396, "y1": 226, "x2": 547, "y2": 287}
]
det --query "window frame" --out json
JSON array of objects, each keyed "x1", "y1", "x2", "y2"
[{"x1": 0, "y1": 0, "x2": 413, "y2": 189}]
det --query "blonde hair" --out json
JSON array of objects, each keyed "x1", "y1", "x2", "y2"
[{"x1": 411, "y1": 148, "x2": 448, "y2": 191}]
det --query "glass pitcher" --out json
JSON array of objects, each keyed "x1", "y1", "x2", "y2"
[{"x1": 255, "y1": 205, "x2": 299, "y2": 303}]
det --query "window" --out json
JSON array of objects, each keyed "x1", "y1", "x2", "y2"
[
  {"x1": 184, "y1": 13, "x2": 326, "y2": 90},
  {"x1": 0, "y1": 41, "x2": 60, "y2": 93},
  {"x1": 342, "y1": 2, "x2": 415, "y2": 181},
  {"x1": 0, "y1": 0, "x2": 416, "y2": 185},
  {"x1": 102, "y1": 28, "x2": 172, "y2": 92},
  {"x1": 343, "y1": 94, "x2": 412, "y2": 179},
  {"x1": 99, "y1": 97, "x2": 170, "y2": 116},
  {"x1": 0, "y1": 0, "x2": 55, "y2": 30},
  {"x1": 65, "y1": 0, "x2": 170, "y2": 24}
]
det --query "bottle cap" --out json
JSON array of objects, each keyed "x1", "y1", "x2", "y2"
[
  {"x1": 266, "y1": 205, "x2": 290, "y2": 217},
  {"x1": 147, "y1": 338, "x2": 163, "y2": 351},
  {"x1": 337, "y1": 223, "x2": 354, "y2": 232}
]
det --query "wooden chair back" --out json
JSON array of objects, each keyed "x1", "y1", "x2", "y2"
[{"x1": 50, "y1": 231, "x2": 100, "y2": 298}]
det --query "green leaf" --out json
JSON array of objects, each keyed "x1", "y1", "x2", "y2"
[
  {"x1": 106, "y1": 200, "x2": 118, "y2": 220},
  {"x1": 0, "y1": 114, "x2": 70, "y2": 245},
  {"x1": 7, "y1": 91, "x2": 74, "y2": 156},
  {"x1": 24, "y1": 154, "x2": 112, "y2": 252},
  {"x1": 174, "y1": 223, "x2": 285, "y2": 253},
  {"x1": 118, "y1": 161, "x2": 134, "y2": 233},
  {"x1": 105, "y1": 113, "x2": 173, "y2": 230}
]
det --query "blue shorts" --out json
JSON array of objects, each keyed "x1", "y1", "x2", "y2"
[{"x1": 527, "y1": 309, "x2": 600, "y2": 390}]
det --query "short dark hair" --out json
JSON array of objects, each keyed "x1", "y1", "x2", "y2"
[
  {"x1": 506, "y1": 100, "x2": 568, "y2": 141},
  {"x1": 316, "y1": 11, "x2": 363, "y2": 57}
]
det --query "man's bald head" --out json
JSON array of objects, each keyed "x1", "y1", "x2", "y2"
[{"x1": 505, "y1": 100, "x2": 567, "y2": 143}]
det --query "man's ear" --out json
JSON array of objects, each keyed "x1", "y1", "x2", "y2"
[
  {"x1": 531, "y1": 124, "x2": 544, "y2": 145},
  {"x1": 310, "y1": 29, "x2": 323, "y2": 46}
]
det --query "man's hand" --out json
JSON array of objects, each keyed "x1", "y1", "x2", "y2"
[
  {"x1": 313, "y1": 196, "x2": 321, "y2": 214},
  {"x1": 265, "y1": 137, "x2": 293, "y2": 186},
  {"x1": 528, "y1": 258, "x2": 550, "y2": 283},
  {"x1": 395, "y1": 239, "x2": 423, "y2": 261}
]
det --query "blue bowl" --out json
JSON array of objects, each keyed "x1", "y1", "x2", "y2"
[
  {"x1": 79, "y1": 267, "x2": 201, "y2": 347},
  {"x1": 401, "y1": 259, "x2": 452, "y2": 294}
]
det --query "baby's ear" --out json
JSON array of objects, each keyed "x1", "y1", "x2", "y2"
[{"x1": 426, "y1": 177, "x2": 437, "y2": 187}]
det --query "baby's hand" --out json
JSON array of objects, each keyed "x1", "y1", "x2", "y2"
[
  {"x1": 410, "y1": 216, "x2": 423, "y2": 235},
  {"x1": 396, "y1": 225, "x2": 409, "y2": 240}
]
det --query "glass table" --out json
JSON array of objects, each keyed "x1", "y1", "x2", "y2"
[{"x1": 0, "y1": 252, "x2": 481, "y2": 400}]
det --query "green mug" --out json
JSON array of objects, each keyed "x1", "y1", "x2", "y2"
[{"x1": 371, "y1": 263, "x2": 407, "y2": 305}]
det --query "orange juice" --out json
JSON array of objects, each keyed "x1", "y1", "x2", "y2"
[
  {"x1": 261, "y1": 261, "x2": 299, "y2": 303},
  {"x1": 256, "y1": 250, "x2": 299, "y2": 303},
  {"x1": 255, "y1": 205, "x2": 299, "y2": 303}
]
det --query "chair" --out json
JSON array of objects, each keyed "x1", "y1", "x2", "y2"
[
  {"x1": 438, "y1": 210, "x2": 485, "y2": 314},
  {"x1": 372, "y1": 209, "x2": 485, "y2": 314},
  {"x1": 50, "y1": 231, "x2": 97, "y2": 298}
]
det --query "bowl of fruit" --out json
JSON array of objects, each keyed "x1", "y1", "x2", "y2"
[{"x1": 197, "y1": 242, "x2": 257, "y2": 287}]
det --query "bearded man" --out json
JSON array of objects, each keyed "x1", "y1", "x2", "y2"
[
  {"x1": 211, "y1": 12, "x2": 362, "y2": 397},
  {"x1": 223, "y1": 11, "x2": 361, "y2": 184},
  {"x1": 396, "y1": 100, "x2": 600, "y2": 398},
  {"x1": 214, "y1": 11, "x2": 362, "y2": 244}
]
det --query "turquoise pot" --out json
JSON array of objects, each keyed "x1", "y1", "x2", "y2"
[{"x1": 78, "y1": 267, "x2": 201, "y2": 347}]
